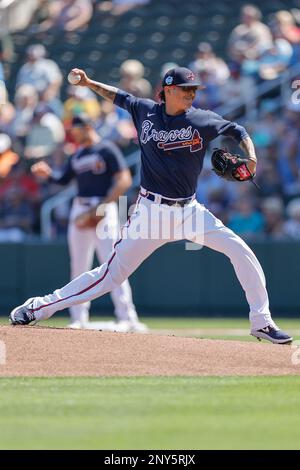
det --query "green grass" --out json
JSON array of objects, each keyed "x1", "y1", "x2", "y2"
[
  {"x1": 0, "y1": 376, "x2": 300, "y2": 449},
  {"x1": 1, "y1": 315, "x2": 299, "y2": 330},
  {"x1": 1, "y1": 317, "x2": 300, "y2": 449},
  {"x1": 41, "y1": 316, "x2": 300, "y2": 331}
]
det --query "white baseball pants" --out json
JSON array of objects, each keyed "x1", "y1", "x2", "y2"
[
  {"x1": 67, "y1": 199, "x2": 137, "y2": 323},
  {"x1": 31, "y1": 193, "x2": 274, "y2": 330}
]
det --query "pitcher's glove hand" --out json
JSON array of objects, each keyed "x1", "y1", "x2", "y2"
[
  {"x1": 74, "y1": 206, "x2": 105, "y2": 229},
  {"x1": 211, "y1": 148, "x2": 256, "y2": 183}
]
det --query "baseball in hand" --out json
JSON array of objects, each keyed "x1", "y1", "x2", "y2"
[{"x1": 67, "y1": 71, "x2": 81, "y2": 85}]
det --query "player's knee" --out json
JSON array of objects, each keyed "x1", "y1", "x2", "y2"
[{"x1": 110, "y1": 269, "x2": 127, "y2": 286}]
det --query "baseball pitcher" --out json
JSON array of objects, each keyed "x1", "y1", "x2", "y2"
[{"x1": 10, "y1": 66, "x2": 292, "y2": 344}]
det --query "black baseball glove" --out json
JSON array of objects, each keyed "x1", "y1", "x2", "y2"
[{"x1": 211, "y1": 148, "x2": 257, "y2": 185}]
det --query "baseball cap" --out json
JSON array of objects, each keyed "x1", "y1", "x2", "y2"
[
  {"x1": 162, "y1": 67, "x2": 205, "y2": 88},
  {"x1": 71, "y1": 114, "x2": 93, "y2": 127}
]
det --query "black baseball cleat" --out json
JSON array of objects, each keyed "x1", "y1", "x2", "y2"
[
  {"x1": 9, "y1": 298, "x2": 36, "y2": 326},
  {"x1": 251, "y1": 325, "x2": 293, "y2": 344}
]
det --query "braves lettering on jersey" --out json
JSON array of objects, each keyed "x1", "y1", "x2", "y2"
[
  {"x1": 141, "y1": 121, "x2": 203, "y2": 152},
  {"x1": 50, "y1": 141, "x2": 126, "y2": 197},
  {"x1": 114, "y1": 90, "x2": 248, "y2": 198}
]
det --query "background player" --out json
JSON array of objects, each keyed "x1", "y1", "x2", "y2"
[
  {"x1": 10, "y1": 66, "x2": 292, "y2": 344},
  {"x1": 31, "y1": 114, "x2": 147, "y2": 333}
]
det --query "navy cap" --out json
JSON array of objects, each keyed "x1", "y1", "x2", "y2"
[
  {"x1": 162, "y1": 67, "x2": 205, "y2": 88},
  {"x1": 71, "y1": 114, "x2": 93, "y2": 127}
]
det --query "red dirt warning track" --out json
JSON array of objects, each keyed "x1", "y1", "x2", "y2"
[{"x1": 0, "y1": 326, "x2": 298, "y2": 376}]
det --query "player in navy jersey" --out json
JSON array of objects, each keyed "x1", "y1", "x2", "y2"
[
  {"x1": 31, "y1": 114, "x2": 147, "y2": 332},
  {"x1": 10, "y1": 66, "x2": 292, "y2": 344}
]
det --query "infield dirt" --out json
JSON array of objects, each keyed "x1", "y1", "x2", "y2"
[{"x1": 0, "y1": 325, "x2": 298, "y2": 376}]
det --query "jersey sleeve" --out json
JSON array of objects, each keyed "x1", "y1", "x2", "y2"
[
  {"x1": 101, "y1": 142, "x2": 127, "y2": 175},
  {"x1": 205, "y1": 111, "x2": 249, "y2": 143},
  {"x1": 49, "y1": 157, "x2": 75, "y2": 185},
  {"x1": 114, "y1": 89, "x2": 155, "y2": 127}
]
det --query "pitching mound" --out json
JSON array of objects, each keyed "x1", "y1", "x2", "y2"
[{"x1": 0, "y1": 325, "x2": 298, "y2": 376}]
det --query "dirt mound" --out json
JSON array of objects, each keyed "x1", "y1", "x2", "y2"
[{"x1": 0, "y1": 325, "x2": 298, "y2": 376}]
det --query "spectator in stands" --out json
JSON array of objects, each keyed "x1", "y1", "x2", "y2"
[
  {"x1": 196, "y1": 158, "x2": 232, "y2": 221},
  {"x1": 219, "y1": 62, "x2": 256, "y2": 115},
  {"x1": 228, "y1": 4, "x2": 273, "y2": 62},
  {"x1": 0, "y1": 133, "x2": 19, "y2": 179},
  {"x1": 24, "y1": 103, "x2": 65, "y2": 160},
  {"x1": 0, "y1": 55, "x2": 7, "y2": 106},
  {"x1": 28, "y1": 0, "x2": 53, "y2": 32},
  {"x1": 16, "y1": 44, "x2": 62, "y2": 104},
  {"x1": 0, "y1": 31, "x2": 14, "y2": 80},
  {"x1": 188, "y1": 43, "x2": 230, "y2": 109},
  {"x1": 251, "y1": 101, "x2": 281, "y2": 150},
  {"x1": 134, "y1": 77, "x2": 152, "y2": 99},
  {"x1": 63, "y1": 85, "x2": 102, "y2": 152},
  {"x1": 63, "y1": 85, "x2": 101, "y2": 123},
  {"x1": 0, "y1": 187, "x2": 35, "y2": 242},
  {"x1": 119, "y1": 59, "x2": 152, "y2": 98},
  {"x1": 192, "y1": 69, "x2": 221, "y2": 110},
  {"x1": 257, "y1": 37, "x2": 293, "y2": 81},
  {"x1": 0, "y1": 157, "x2": 41, "y2": 238},
  {"x1": 260, "y1": 196, "x2": 286, "y2": 240},
  {"x1": 98, "y1": 0, "x2": 150, "y2": 16},
  {"x1": 269, "y1": 10, "x2": 300, "y2": 65},
  {"x1": 205, "y1": 187, "x2": 231, "y2": 225},
  {"x1": 270, "y1": 10, "x2": 300, "y2": 45},
  {"x1": 277, "y1": 103, "x2": 300, "y2": 197},
  {"x1": 189, "y1": 42, "x2": 230, "y2": 86},
  {"x1": 284, "y1": 198, "x2": 300, "y2": 239},
  {"x1": 0, "y1": 162, "x2": 40, "y2": 204},
  {"x1": 96, "y1": 99, "x2": 136, "y2": 147},
  {"x1": 0, "y1": 100, "x2": 15, "y2": 138},
  {"x1": 12, "y1": 84, "x2": 39, "y2": 150},
  {"x1": 228, "y1": 197, "x2": 264, "y2": 240},
  {"x1": 38, "y1": 0, "x2": 93, "y2": 32},
  {"x1": 255, "y1": 158, "x2": 283, "y2": 199},
  {"x1": 0, "y1": 56, "x2": 3, "y2": 80}
]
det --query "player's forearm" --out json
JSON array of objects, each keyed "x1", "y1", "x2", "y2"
[
  {"x1": 239, "y1": 136, "x2": 257, "y2": 162},
  {"x1": 239, "y1": 136, "x2": 257, "y2": 174},
  {"x1": 87, "y1": 79, "x2": 118, "y2": 103}
]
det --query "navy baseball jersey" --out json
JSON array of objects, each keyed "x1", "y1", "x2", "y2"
[
  {"x1": 50, "y1": 141, "x2": 126, "y2": 197},
  {"x1": 114, "y1": 90, "x2": 249, "y2": 198}
]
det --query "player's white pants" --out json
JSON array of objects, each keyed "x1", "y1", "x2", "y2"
[
  {"x1": 67, "y1": 199, "x2": 138, "y2": 323},
  {"x1": 31, "y1": 195, "x2": 274, "y2": 330}
]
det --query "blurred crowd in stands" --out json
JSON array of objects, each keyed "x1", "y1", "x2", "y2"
[{"x1": 1, "y1": 1, "x2": 300, "y2": 241}]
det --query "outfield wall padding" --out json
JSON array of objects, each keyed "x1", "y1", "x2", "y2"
[{"x1": 0, "y1": 240, "x2": 299, "y2": 316}]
